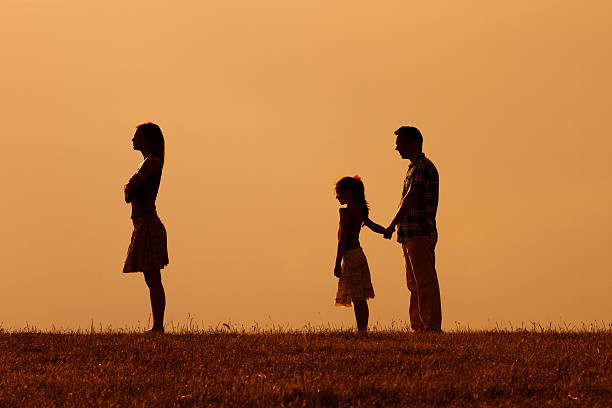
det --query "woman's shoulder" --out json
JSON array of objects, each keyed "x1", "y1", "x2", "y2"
[
  {"x1": 341, "y1": 205, "x2": 363, "y2": 221},
  {"x1": 142, "y1": 155, "x2": 162, "y2": 171},
  {"x1": 145, "y1": 155, "x2": 162, "y2": 165}
]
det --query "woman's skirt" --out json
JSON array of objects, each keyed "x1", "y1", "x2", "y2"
[
  {"x1": 123, "y1": 212, "x2": 169, "y2": 273},
  {"x1": 335, "y1": 247, "x2": 375, "y2": 307}
]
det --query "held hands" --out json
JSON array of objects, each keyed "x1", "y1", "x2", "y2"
[{"x1": 383, "y1": 225, "x2": 395, "y2": 240}]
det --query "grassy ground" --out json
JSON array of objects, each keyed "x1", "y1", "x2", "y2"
[{"x1": 0, "y1": 328, "x2": 610, "y2": 407}]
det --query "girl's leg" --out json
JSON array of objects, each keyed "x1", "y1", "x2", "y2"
[
  {"x1": 144, "y1": 270, "x2": 166, "y2": 332},
  {"x1": 353, "y1": 299, "x2": 369, "y2": 333}
]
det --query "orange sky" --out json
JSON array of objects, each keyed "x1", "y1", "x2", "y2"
[{"x1": 1, "y1": 1, "x2": 610, "y2": 331}]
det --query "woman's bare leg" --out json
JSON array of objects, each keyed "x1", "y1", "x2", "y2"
[
  {"x1": 144, "y1": 270, "x2": 166, "y2": 332},
  {"x1": 353, "y1": 299, "x2": 369, "y2": 333}
]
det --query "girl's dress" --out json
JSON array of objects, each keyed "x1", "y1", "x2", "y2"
[
  {"x1": 123, "y1": 167, "x2": 169, "y2": 273},
  {"x1": 335, "y1": 247, "x2": 375, "y2": 306},
  {"x1": 123, "y1": 212, "x2": 169, "y2": 273}
]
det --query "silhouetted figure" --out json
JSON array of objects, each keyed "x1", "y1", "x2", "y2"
[
  {"x1": 334, "y1": 176, "x2": 385, "y2": 333},
  {"x1": 123, "y1": 123, "x2": 169, "y2": 333},
  {"x1": 384, "y1": 126, "x2": 441, "y2": 333}
]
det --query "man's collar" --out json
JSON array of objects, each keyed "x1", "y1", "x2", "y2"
[{"x1": 408, "y1": 152, "x2": 425, "y2": 168}]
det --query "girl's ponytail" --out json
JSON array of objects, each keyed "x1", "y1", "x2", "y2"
[{"x1": 356, "y1": 192, "x2": 369, "y2": 220}]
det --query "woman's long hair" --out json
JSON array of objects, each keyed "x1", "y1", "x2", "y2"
[
  {"x1": 137, "y1": 122, "x2": 165, "y2": 167},
  {"x1": 335, "y1": 176, "x2": 369, "y2": 219}
]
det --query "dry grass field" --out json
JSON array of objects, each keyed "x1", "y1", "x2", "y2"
[{"x1": 0, "y1": 326, "x2": 610, "y2": 407}]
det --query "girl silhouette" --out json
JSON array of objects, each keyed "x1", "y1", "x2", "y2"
[
  {"x1": 123, "y1": 123, "x2": 169, "y2": 332},
  {"x1": 334, "y1": 176, "x2": 385, "y2": 333}
]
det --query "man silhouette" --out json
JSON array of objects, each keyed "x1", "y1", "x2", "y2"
[{"x1": 385, "y1": 126, "x2": 442, "y2": 332}]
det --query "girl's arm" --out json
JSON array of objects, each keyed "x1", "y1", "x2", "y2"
[
  {"x1": 124, "y1": 156, "x2": 161, "y2": 196},
  {"x1": 364, "y1": 217, "x2": 387, "y2": 235},
  {"x1": 334, "y1": 208, "x2": 350, "y2": 277}
]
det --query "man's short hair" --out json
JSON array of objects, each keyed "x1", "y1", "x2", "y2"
[{"x1": 394, "y1": 126, "x2": 423, "y2": 148}]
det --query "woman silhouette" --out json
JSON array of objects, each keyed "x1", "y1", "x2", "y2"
[{"x1": 123, "y1": 123, "x2": 169, "y2": 332}]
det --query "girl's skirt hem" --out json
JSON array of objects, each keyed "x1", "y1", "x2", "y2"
[
  {"x1": 123, "y1": 212, "x2": 169, "y2": 274},
  {"x1": 334, "y1": 247, "x2": 375, "y2": 307},
  {"x1": 335, "y1": 295, "x2": 375, "y2": 308}
]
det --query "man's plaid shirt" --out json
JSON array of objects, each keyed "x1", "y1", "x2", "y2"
[{"x1": 397, "y1": 153, "x2": 439, "y2": 243}]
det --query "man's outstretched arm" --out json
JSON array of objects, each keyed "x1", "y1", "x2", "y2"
[{"x1": 386, "y1": 184, "x2": 423, "y2": 236}]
